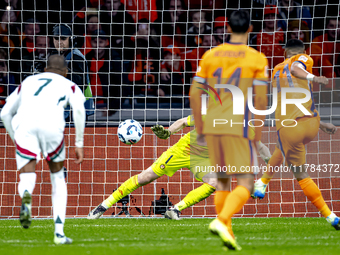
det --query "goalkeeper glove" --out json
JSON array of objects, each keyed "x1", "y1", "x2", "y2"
[{"x1": 151, "y1": 125, "x2": 171, "y2": 139}]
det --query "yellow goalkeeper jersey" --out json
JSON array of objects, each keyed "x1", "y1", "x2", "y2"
[{"x1": 176, "y1": 115, "x2": 255, "y2": 158}]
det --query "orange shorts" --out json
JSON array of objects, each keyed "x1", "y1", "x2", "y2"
[
  {"x1": 205, "y1": 135, "x2": 257, "y2": 175},
  {"x1": 277, "y1": 116, "x2": 320, "y2": 166}
]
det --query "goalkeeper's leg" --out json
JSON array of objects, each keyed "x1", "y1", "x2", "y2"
[
  {"x1": 253, "y1": 145, "x2": 283, "y2": 199},
  {"x1": 87, "y1": 166, "x2": 160, "y2": 219},
  {"x1": 165, "y1": 178, "x2": 216, "y2": 220},
  {"x1": 165, "y1": 155, "x2": 218, "y2": 220},
  {"x1": 174, "y1": 179, "x2": 216, "y2": 212}
]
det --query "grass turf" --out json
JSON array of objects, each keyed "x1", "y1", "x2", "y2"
[{"x1": 1, "y1": 218, "x2": 339, "y2": 255}]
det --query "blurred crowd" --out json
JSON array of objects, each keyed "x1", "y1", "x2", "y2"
[{"x1": 0, "y1": 0, "x2": 339, "y2": 111}]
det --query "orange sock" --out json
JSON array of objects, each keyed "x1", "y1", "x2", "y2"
[
  {"x1": 261, "y1": 147, "x2": 283, "y2": 184},
  {"x1": 218, "y1": 185, "x2": 250, "y2": 225},
  {"x1": 214, "y1": 191, "x2": 230, "y2": 214},
  {"x1": 298, "y1": 178, "x2": 332, "y2": 218},
  {"x1": 215, "y1": 191, "x2": 232, "y2": 234}
]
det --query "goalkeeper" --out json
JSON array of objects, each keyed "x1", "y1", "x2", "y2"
[{"x1": 88, "y1": 115, "x2": 271, "y2": 220}]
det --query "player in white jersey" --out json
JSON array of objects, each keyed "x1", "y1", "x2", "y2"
[{"x1": 1, "y1": 55, "x2": 85, "y2": 245}]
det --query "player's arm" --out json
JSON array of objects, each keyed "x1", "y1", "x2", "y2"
[
  {"x1": 169, "y1": 117, "x2": 189, "y2": 133},
  {"x1": 151, "y1": 117, "x2": 188, "y2": 139},
  {"x1": 190, "y1": 52, "x2": 209, "y2": 138},
  {"x1": 291, "y1": 61, "x2": 328, "y2": 85},
  {"x1": 190, "y1": 80, "x2": 204, "y2": 135},
  {"x1": 0, "y1": 87, "x2": 21, "y2": 142},
  {"x1": 69, "y1": 85, "x2": 86, "y2": 163},
  {"x1": 319, "y1": 121, "x2": 337, "y2": 134},
  {"x1": 189, "y1": 51, "x2": 209, "y2": 136}
]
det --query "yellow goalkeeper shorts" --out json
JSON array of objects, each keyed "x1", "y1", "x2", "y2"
[{"x1": 151, "y1": 143, "x2": 212, "y2": 182}]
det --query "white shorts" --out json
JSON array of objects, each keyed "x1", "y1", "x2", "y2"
[{"x1": 14, "y1": 125, "x2": 65, "y2": 170}]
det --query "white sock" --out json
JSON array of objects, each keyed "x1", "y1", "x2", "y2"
[
  {"x1": 326, "y1": 212, "x2": 337, "y2": 223},
  {"x1": 101, "y1": 202, "x2": 109, "y2": 209},
  {"x1": 256, "y1": 178, "x2": 266, "y2": 186},
  {"x1": 50, "y1": 169, "x2": 67, "y2": 236},
  {"x1": 18, "y1": 173, "x2": 36, "y2": 198}
]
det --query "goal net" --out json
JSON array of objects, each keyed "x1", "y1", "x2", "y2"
[{"x1": 0, "y1": 0, "x2": 339, "y2": 219}]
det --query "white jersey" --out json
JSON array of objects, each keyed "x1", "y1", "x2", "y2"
[{"x1": 1, "y1": 72, "x2": 86, "y2": 148}]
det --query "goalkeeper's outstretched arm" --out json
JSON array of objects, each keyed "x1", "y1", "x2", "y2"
[
  {"x1": 168, "y1": 117, "x2": 188, "y2": 134},
  {"x1": 151, "y1": 117, "x2": 188, "y2": 139}
]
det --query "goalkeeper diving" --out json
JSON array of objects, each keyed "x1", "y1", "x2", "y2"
[{"x1": 88, "y1": 115, "x2": 271, "y2": 220}]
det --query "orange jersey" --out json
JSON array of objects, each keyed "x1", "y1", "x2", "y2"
[
  {"x1": 272, "y1": 53, "x2": 318, "y2": 130},
  {"x1": 194, "y1": 43, "x2": 268, "y2": 138}
]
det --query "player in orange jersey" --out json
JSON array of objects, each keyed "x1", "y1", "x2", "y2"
[
  {"x1": 190, "y1": 10, "x2": 268, "y2": 250},
  {"x1": 253, "y1": 39, "x2": 340, "y2": 230}
]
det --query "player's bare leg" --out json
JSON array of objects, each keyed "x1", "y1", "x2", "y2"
[
  {"x1": 48, "y1": 160, "x2": 72, "y2": 244},
  {"x1": 18, "y1": 160, "x2": 37, "y2": 229},
  {"x1": 88, "y1": 166, "x2": 160, "y2": 219},
  {"x1": 165, "y1": 177, "x2": 217, "y2": 220},
  {"x1": 292, "y1": 165, "x2": 340, "y2": 230}
]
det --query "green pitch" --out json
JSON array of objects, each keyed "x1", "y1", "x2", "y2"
[{"x1": 1, "y1": 218, "x2": 339, "y2": 255}]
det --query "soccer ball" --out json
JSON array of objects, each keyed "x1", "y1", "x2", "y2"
[{"x1": 117, "y1": 119, "x2": 143, "y2": 145}]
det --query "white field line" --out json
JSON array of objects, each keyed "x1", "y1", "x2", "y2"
[
  {"x1": 2, "y1": 238, "x2": 339, "y2": 248},
  {"x1": 0, "y1": 237, "x2": 212, "y2": 244},
  {"x1": 3, "y1": 235, "x2": 337, "y2": 244},
  {"x1": 0, "y1": 223, "x2": 207, "y2": 229},
  {"x1": 0, "y1": 220, "x2": 327, "y2": 229},
  {"x1": 4, "y1": 242, "x2": 337, "y2": 248},
  {"x1": 0, "y1": 222, "x2": 326, "y2": 229}
]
